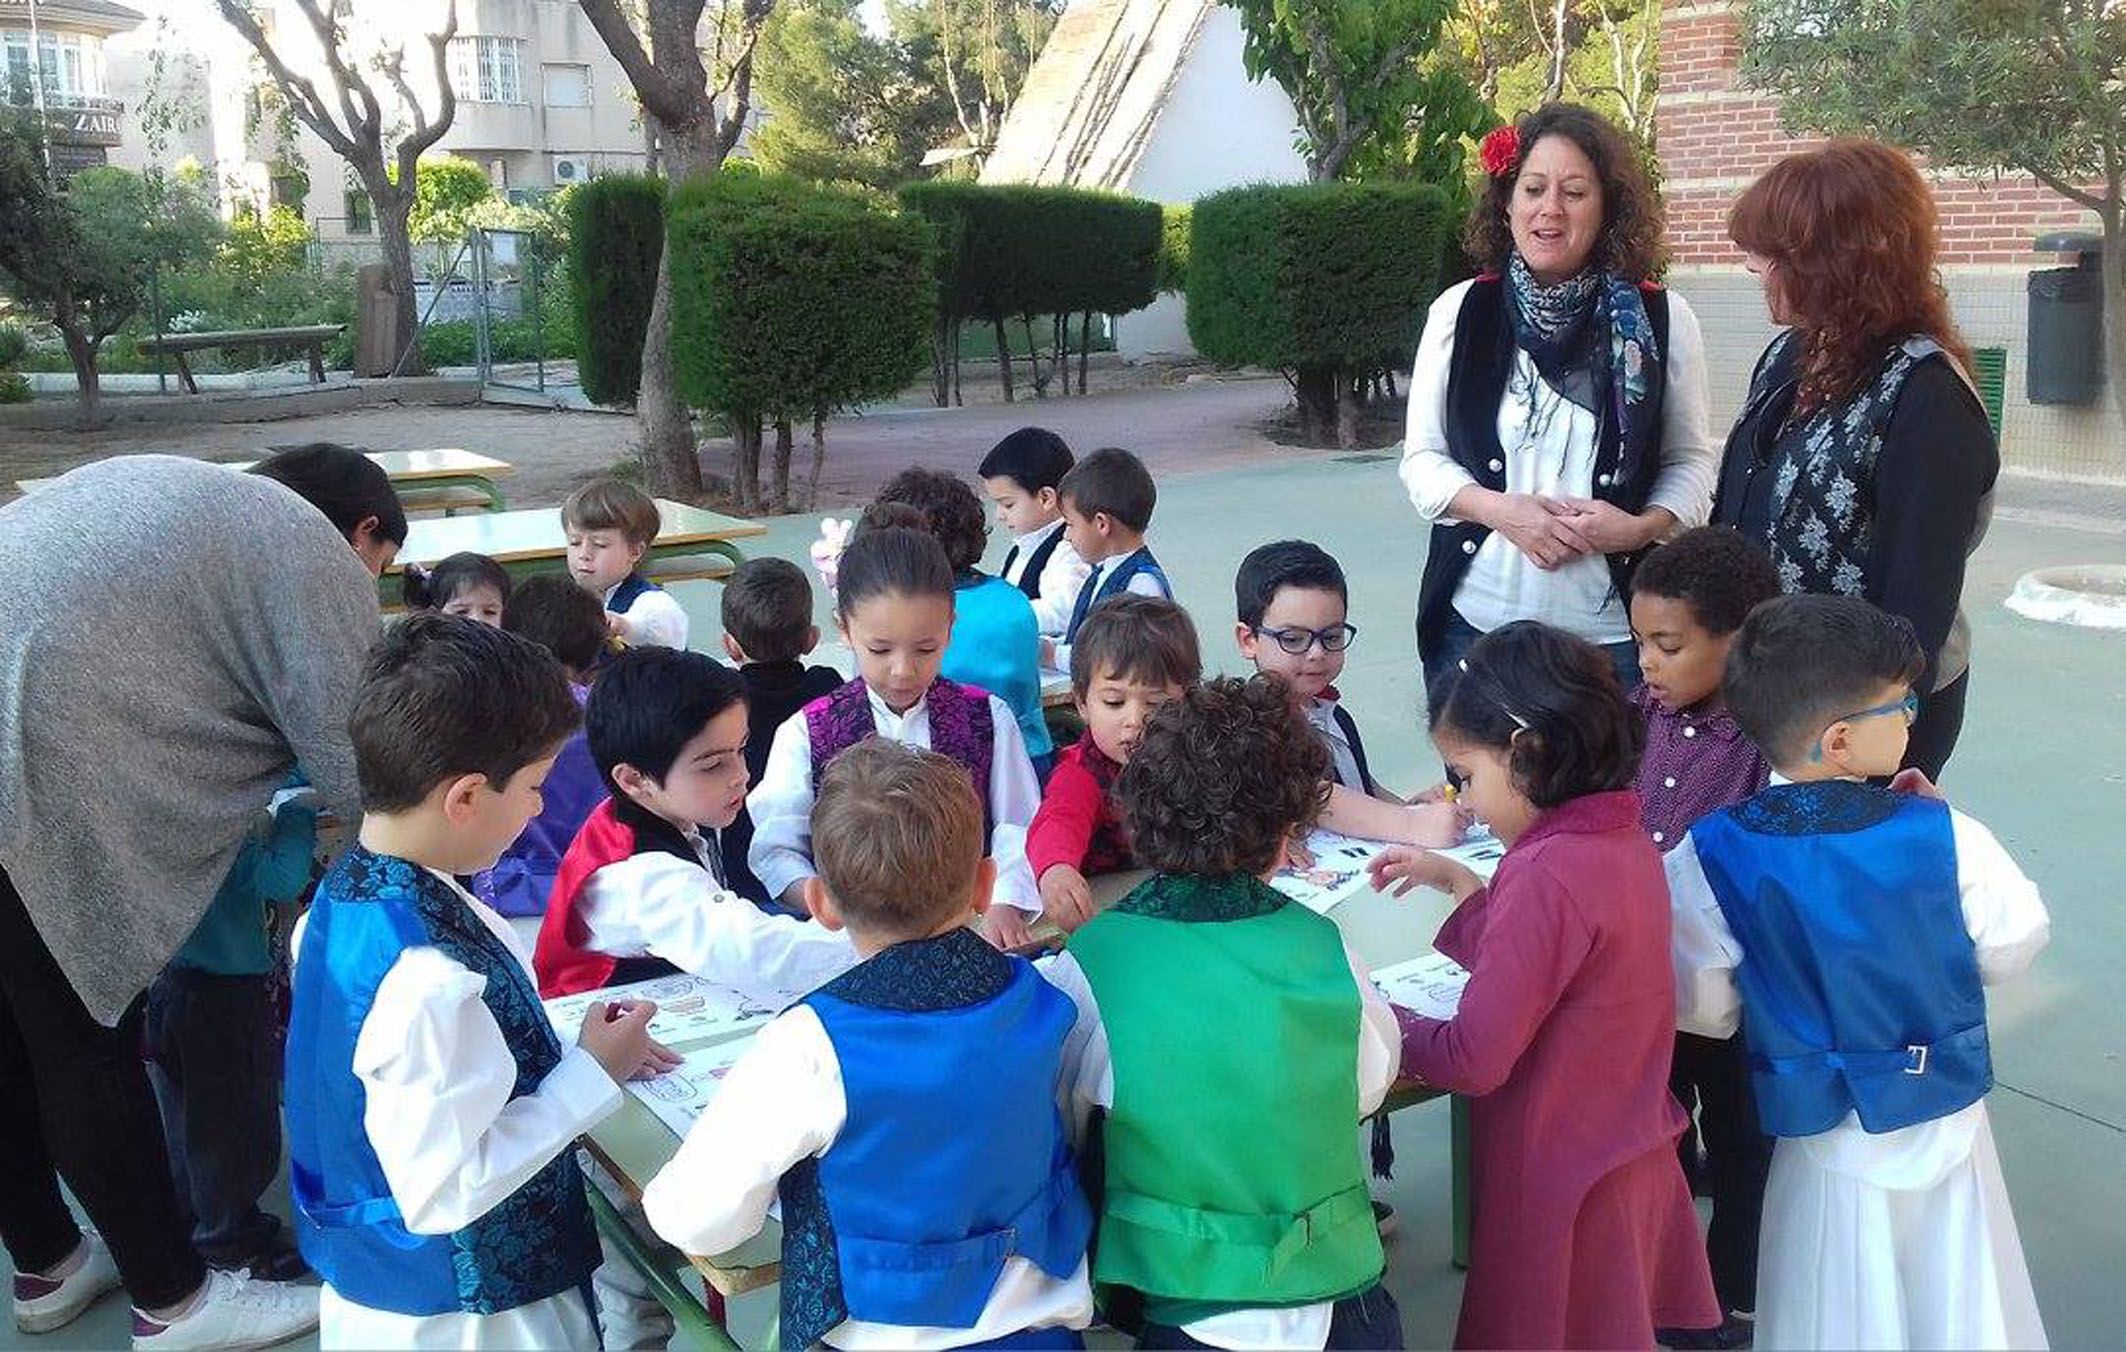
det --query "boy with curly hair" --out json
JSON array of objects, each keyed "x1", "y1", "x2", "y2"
[{"x1": 1043, "y1": 676, "x2": 1403, "y2": 1349}]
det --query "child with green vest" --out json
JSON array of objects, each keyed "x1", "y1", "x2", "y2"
[{"x1": 1044, "y1": 675, "x2": 1403, "y2": 1349}]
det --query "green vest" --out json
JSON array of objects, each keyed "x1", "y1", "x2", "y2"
[{"x1": 1068, "y1": 873, "x2": 1384, "y2": 1324}]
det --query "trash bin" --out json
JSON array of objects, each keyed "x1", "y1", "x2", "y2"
[{"x1": 2027, "y1": 232, "x2": 2104, "y2": 405}]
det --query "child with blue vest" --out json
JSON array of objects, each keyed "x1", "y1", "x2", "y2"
[
  {"x1": 979, "y1": 427, "x2": 1093, "y2": 637},
  {"x1": 1045, "y1": 448, "x2": 1172, "y2": 677},
  {"x1": 749, "y1": 525, "x2": 1046, "y2": 951},
  {"x1": 875, "y1": 469, "x2": 1056, "y2": 777},
  {"x1": 1044, "y1": 676, "x2": 1402, "y2": 1349},
  {"x1": 1666, "y1": 595, "x2": 2050, "y2": 1349},
  {"x1": 285, "y1": 615, "x2": 672, "y2": 1349},
  {"x1": 645, "y1": 738, "x2": 1095, "y2": 1349},
  {"x1": 563, "y1": 478, "x2": 689, "y2": 650}
]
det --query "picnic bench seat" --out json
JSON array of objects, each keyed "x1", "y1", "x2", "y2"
[{"x1": 135, "y1": 324, "x2": 346, "y2": 393}]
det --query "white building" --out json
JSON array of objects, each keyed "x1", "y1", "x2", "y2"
[
  {"x1": 980, "y1": 0, "x2": 1307, "y2": 358},
  {"x1": 1, "y1": 0, "x2": 144, "y2": 174}
]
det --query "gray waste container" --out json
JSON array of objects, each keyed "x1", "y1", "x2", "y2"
[{"x1": 2027, "y1": 233, "x2": 2104, "y2": 405}]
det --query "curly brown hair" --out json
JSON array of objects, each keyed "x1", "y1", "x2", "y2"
[
  {"x1": 1463, "y1": 102, "x2": 1665, "y2": 282},
  {"x1": 1115, "y1": 675, "x2": 1329, "y2": 877},
  {"x1": 1728, "y1": 139, "x2": 1971, "y2": 414},
  {"x1": 874, "y1": 466, "x2": 990, "y2": 574}
]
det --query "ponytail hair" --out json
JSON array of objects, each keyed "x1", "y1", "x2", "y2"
[
  {"x1": 1430, "y1": 621, "x2": 1641, "y2": 808},
  {"x1": 834, "y1": 522, "x2": 954, "y2": 620},
  {"x1": 401, "y1": 551, "x2": 512, "y2": 613}
]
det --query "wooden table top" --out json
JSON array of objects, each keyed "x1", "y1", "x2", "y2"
[
  {"x1": 17, "y1": 448, "x2": 514, "y2": 495},
  {"x1": 391, "y1": 499, "x2": 766, "y2": 571}
]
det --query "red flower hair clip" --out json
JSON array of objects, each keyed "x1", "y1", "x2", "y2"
[{"x1": 1478, "y1": 124, "x2": 1521, "y2": 179}]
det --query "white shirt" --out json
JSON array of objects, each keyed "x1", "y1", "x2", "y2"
[
  {"x1": 1049, "y1": 548, "x2": 1173, "y2": 675},
  {"x1": 605, "y1": 579, "x2": 690, "y2": 650},
  {"x1": 1000, "y1": 520, "x2": 1094, "y2": 638},
  {"x1": 1665, "y1": 790, "x2": 2051, "y2": 1183},
  {"x1": 643, "y1": 994, "x2": 1096, "y2": 1349},
  {"x1": 1304, "y1": 696, "x2": 1368, "y2": 794},
  {"x1": 1399, "y1": 278, "x2": 1717, "y2": 644},
  {"x1": 579, "y1": 836, "x2": 859, "y2": 1001},
  {"x1": 1037, "y1": 946, "x2": 1401, "y2": 1350},
  {"x1": 302, "y1": 870, "x2": 623, "y2": 1348},
  {"x1": 747, "y1": 684, "x2": 1043, "y2": 912}
]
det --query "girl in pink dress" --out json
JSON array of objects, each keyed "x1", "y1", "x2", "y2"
[{"x1": 1372, "y1": 621, "x2": 1718, "y2": 1349}]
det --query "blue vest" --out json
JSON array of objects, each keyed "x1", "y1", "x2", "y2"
[
  {"x1": 285, "y1": 847, "x2": 601, "y2": 1316},
  {"x1": 778, "y1": 928, "x2": 1092, "y2": 1348},
  {"x1": 1690, "y1": 782, "x2": 1992, "y2": 1138},
  {"x1": 946, "y1": 572, "x2": 1053, "y2": 758},
  {"x1": 608, "y1": 572, "x2": 663, "y2": 613},
  {"x1": 1064, "y1": 546, "x2": 1170, "y2": 641}
]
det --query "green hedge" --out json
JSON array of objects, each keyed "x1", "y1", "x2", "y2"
[
  {"x1": 1186, "y1": 180, "x2": 1455, "y2": 374},
  {"x1": 1158, "y1": 205, "x2": 1191, "y2": 295},
  {"x1": 667, "y1": 171, "x2": 934, "y2": 423},
  {"x1": 896, "y1": 181, "x2": 1161, "y2": 323},
  {"x1": 567, "y1": 174, "x2": 666, "y2": 406}
]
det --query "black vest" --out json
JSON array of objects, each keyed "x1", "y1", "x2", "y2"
[
  {"x1": 1004, "y1": 525, "x2": 1066, "y2": 602},
  {"x1": 1414, "y1": 277, "x2": 1672, "y2": 656}
]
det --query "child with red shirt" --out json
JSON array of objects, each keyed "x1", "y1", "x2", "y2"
[{"x1": 1028, "y1": 595, "x2": 1200, "y2": 931}]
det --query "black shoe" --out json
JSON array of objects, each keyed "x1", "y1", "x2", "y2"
[
  {"x1": 1656, "y1": 1313, "x2": 1754, "y2": 1349},
  {"x1": 208, "y1": 1240, "x2": 311, "y2": 1284},
  {"x1": 1370, "y1": 1199, "x2": 1399, "y2": 1239}
]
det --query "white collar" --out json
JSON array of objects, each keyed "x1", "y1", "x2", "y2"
[
  {"x1": 865, "y1": 683, "x2": 930, "y2": 732},
  {"x1": 1013, "y1": 518, "x2": 1065, "y2": 550}
]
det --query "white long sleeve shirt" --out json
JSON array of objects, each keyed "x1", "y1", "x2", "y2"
[
  {"x1": 1399, "y1": 278, "x2": 1718, "y2": 644},
  {"x1": 578, "y1": 838, "x2": 859, "y2": 1001},
  {"x1": 307, "y1": 870, "x2": 622, "y2": 1349},
  {"x1": 1048, "y1": 549, "x2": 1174, "y2": 676},
  {"x1": 1036, "y1": 945, "x2": 1401, "y2": 1350},
  {"x1": 642, "y1": 992, "x2": 1096, "y2": 1349},
  {"x1": 999, "y1": 520, "x2": 1095, "y2": 638},
  {"x1": 746, "y1": 684, "x2": 1043, "y2": 912},
  {"x1": 605, "y1": 579, "x2": 690, "y2": 651}
]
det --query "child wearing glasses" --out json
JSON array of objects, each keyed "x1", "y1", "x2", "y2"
[
  {"x1": 1665, "y1": 595, "x2": 2050, "y2": 1349},
  {"x1": 1235, "y1": 541, "x2": 1463, "y2": 848}
]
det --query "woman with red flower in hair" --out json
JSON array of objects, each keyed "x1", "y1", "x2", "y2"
[
  {"x1": 1402, "y1": 103, "x2": 1718, "y2": 703},
  {"x1": 1716, "y1": 139, "x2": 1997, "y2": 780}
]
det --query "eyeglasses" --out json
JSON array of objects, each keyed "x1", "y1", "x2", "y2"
[
  {"x1": 1809, "y1": 692, "x2": 1919, "y2": 761},
  {"x1": 1251, "y1": 622, "x2": 1359, "y2": 655}
]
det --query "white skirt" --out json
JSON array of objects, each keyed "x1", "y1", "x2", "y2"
[
  {"x1": 321, "y1": 1285, "x2": 598, "y2": 1350},
  {"x1": 1755, "y1": 1101, "x2": 2046, "y2": 1350}
]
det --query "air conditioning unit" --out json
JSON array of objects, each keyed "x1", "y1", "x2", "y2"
[{"x1": 552, "y1": 156, "x2": 594, "y2": 186}]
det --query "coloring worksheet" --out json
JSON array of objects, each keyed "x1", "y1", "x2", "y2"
[
  {"x1": 1371, "y1": 952, "x2": 1473, "y2": 1021},
  {"x1": 624, "y1": 1036, "x2": 753, "y2": 1137},
  {"x1": 1270, "y1": 825, "x2": 1508, "y2": 915},
  {"x1": 542, "y1": 972, "x2": 796, "y2": 1045}
]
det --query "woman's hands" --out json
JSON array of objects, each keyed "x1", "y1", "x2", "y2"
[
  {"x1": 1452, "y1": 487, "x2": 1673, "y2": 566},
  {"x1": 1542, "y1": 499, "x2": 1674, "y2": 555}
]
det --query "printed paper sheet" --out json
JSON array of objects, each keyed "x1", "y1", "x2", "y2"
[{"x1": 1371, "y1": 951, "x2": 1472, "y2": 1021}]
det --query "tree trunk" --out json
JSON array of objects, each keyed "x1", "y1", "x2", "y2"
[
  {"x1": 805, "y1": 410, "x2": 828, "y2": 509},
  {"x1": 951, "y1": 329, "x2": 963, "y2": 406},
  {"x1": 1545, "y1": 0, "x2": 1570, "y2": 103},
  {"x1": 769, "y1": 418, "x2": 794, "y2": 514},
  {"x1": 993, "y1": 317, "x2": 1015, "y2": 401},
  {"x1": 59, "y1": 322, "x2": 102, "y2": 427},
  {"x1": 930, "y1": 313, "x2": 952, "y2": 407},
  {"x1": 2105, "y1": 217, "x2": 2126, "y2": 442},
  {"x1": 1079, "y1": 312, "x2": 1092, "y2": 394},
  {"x1": 373, "y1": 184, "x2": 425, "y2": 378},
  {"x1": 635, "y1": 122, "x2": 721, "y2": 503},
  {"x1": 1294, "y1": 365, "x2": 1338, "y2": 446},
  {"x1": 732, "y1": 414, "x2": 762, "y2": 514},
  {"x1": 1023, "y1": 315, "x2": 1047, "y2": 397},
  {"x1": 1335, "y1": 372, "x2": 1362, "y2": 449},
  {"x1": 1052, "y1": 314, "x2": 1067, "y2": 396}
]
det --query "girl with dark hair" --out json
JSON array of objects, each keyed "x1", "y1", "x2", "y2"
[
  {"x1": 1716, "y1": 139, "x2": 1997, "y2": 780},
  {"x1": 1370, "y1": 621, "x2": 1719, "y2": 1349},
  {"x1": 400, "y1": 551, "x2": 511, "y2": 625},
  {"x1": 1401, "y1": 102, "x2": 1718, "y2": 699},
  {"x1": 745, "y1": 525, "x2": 1047, "y2": 951}
]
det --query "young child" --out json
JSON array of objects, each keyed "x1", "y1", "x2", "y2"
[
  {"x1": 1236, "y1": 540, "x2": 1464, "y2": 850},
  {"x1": 469, "y1": 576, "x2": 613, "y2": 919},
  {"x1": 1627, "y1": 526, "x2": 1781, "y2": 1346},
  {"x1": 749, "y1": 525, "x2": 1046, "y2": 950},
  {"x1": 717, "y1": 557, "x2": 844, "y2": 906},
  {"x1": 644, "y1": 740, "x2": 1095, "y2": 1349},
  {"x1": 979, "y1": 426, "x2": 1092, "y2": 637},
  {"x1": 144, "y1": 775, "x2": 316, "y2": 1283},
  {"x1": 285, "y1": 614, "x2": 669, "y2": 1348},
  {"x1": 1044, "y1": 676, "x2": 1402, "y2": 1349},
  {"x1": 875, "y1": 470, "x2": 1054, "y2": 775},
  {"x1": 1029, "y1": 595, "x2": 1200, "y2": 930},
  {"x1": 562, "y1": 478, "x2": 689, "y2": 650},
  {"x1": 1371, "y1": 621, "x2": 1718, "y2": 1349},
  {"x1": 1046, "y1": 447, "x2": 1171, "y2": 676},
  {"x1": 533, "y1": 645, "x2": 857, "y2": 1000},
  {"x1": 399, "y1": 550, "x2": 510, "y2": 624},
  {"x1": 1665, "y1": 595, "x2": 2049, "y2": 1349}
]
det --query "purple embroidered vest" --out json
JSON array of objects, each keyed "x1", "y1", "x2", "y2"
[{"x1": 804, "y1": 678, "x2": 995, "y2": 830}]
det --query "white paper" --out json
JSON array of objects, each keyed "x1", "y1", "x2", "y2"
[
  {"x1": 623, "y1": 1037, "x2": 752, "y2": 1137},
  {"x1": 1436, "y1": 830, "x2": 1507, "y2": 880},
  {"x1": 1271, "y1": 828, "x2": 1388, "y2": 915},
  {"x1": 1372, "y1": 951, "x2": 1472, "y2": 1021},
  {"x1": 542, "y1": 972, "x2": 799, "y2": 1045}
]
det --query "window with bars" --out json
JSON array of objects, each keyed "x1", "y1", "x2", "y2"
[{"x1": 447, "y1": 36, "x2": 524, "y2": 104}]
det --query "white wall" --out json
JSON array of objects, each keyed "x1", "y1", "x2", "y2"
[{"x1": 1116, "y1": 4, "x2": 1306, "y2": 359}]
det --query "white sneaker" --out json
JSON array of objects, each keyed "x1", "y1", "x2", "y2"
[
  {"x1": 130, "y1": 1268, "x2": 318, "y2": 1352},
  {"x1": 12, "y1": 1229, "x2": 122, "y2": 1333}
]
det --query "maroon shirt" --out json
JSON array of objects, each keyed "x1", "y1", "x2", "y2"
[{"x1": 1631, "y1": 685, "x2": 1769, "y2": 853}]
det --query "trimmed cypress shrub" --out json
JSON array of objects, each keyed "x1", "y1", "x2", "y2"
[
  {"x1": 1187, "y1": 181, "x2": 1455, "y2": 446},
  {"x1": 566, "y1": 174, "x2": 666, "y2": 407},
  {"x1": 668, "y1": 171, "x2": 935, "y2": 511},
  {"x1": 1158, "y1": 204, "x2": 1191, "y2": 295}
]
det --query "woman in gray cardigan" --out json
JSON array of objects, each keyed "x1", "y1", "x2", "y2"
[{"x1": 0, "y1": 448, "x2": 401, "y2": 1345}]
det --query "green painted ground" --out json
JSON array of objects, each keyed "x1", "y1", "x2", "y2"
[{"x1": 8, "y1": 454, "x2": 2120, "y2": 1350}]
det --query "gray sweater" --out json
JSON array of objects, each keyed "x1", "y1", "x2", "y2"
[{"x1": 0, "y1": 456, "x2": 380, "y2": 1024}]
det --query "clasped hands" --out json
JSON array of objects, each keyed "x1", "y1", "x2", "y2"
[{"x1": 1484, "y1": 492, "x2": 1669, "y2": 570}]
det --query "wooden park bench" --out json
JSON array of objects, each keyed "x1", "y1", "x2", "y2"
[{"x1": 135, "y1": 324, "x2": 346, "y2": 393}]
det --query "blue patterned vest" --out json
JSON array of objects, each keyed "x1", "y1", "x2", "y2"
[
  {"x1": 1064, "y1": 547, "x2": 1170, "y2": 641},
  {"x1": 777, "y1": 928, "x2": 1092, "y2": 1348},
  {"x1": 607, "y1": 572, "x2": 664, "y2": 613},
  {"x1": 1690, "y1": 782, "x2": 1992, "y2": 1138},
  {"x1": 286, "y1": 847, "x2": 601, "y2": 1316}
]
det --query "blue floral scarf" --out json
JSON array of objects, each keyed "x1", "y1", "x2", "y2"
[{"x1": 1504, "y1": 251, "x2": 1659, "y2": 442}]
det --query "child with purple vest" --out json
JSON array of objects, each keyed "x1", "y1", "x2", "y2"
[{"x1": 748, "y1": 524, "x2": 1046, "y2": 951}]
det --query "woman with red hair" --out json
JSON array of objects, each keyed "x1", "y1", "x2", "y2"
[{"x1": 1715, "y1": 139, "x2": 1997, "y2": 780}]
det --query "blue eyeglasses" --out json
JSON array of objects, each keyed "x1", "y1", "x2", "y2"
[{"x1": 1809, "y1": 691, "x2": 1919, "y2": 761}]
